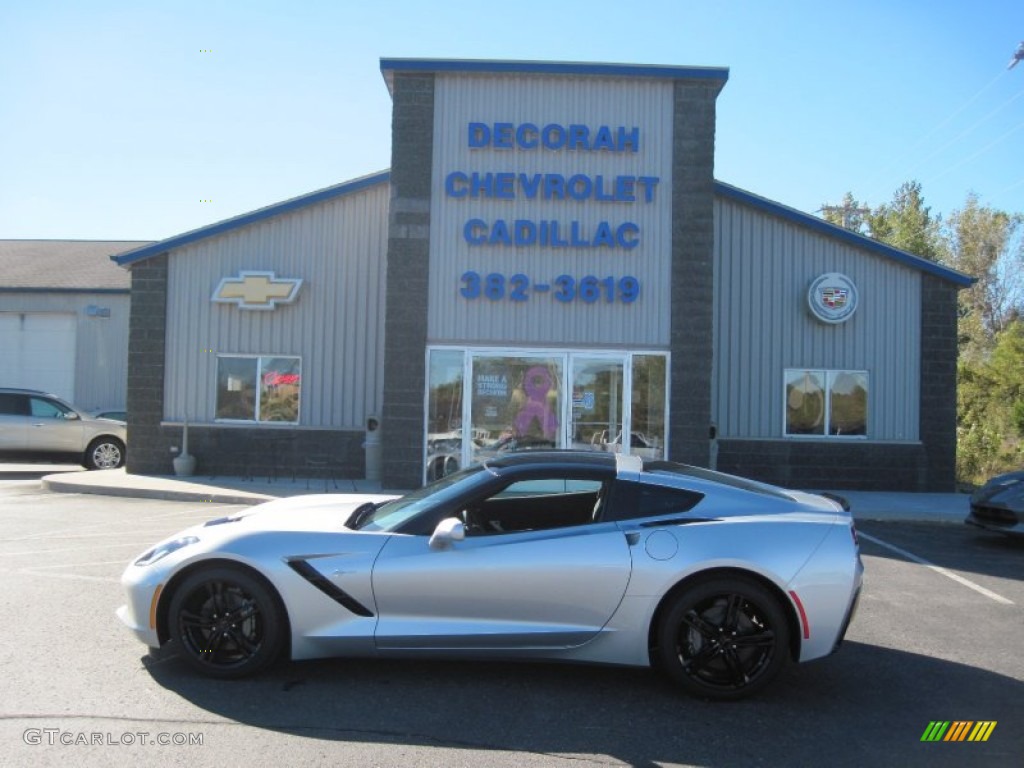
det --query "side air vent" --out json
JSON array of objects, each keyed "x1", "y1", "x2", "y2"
[{"x1": 285, "y1": 559, "x2": 374, "y2": 617}]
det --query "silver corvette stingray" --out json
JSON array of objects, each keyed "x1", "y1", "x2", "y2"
[{"x1": 118, "y1": 451, "x2": 863, "y2": 699}]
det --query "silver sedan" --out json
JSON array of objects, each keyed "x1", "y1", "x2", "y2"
[{"x1": 119, "y1": 451, "x2": 863, "y2": 700}]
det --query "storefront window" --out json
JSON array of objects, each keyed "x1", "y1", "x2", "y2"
[
  {"x1": 631, "y1": 355, "x2": 667, "y2": 458},
  {"x1": 785, "y1": 370, "x2": 825, "y2": 435},
  {"x1": 423, "y1": 348, "x2": 669, "y2": 483},
  {"x1": 470, "y1": 356, "x2": 563, "y2": 465},
  {"x1": 784, "y1": 369, "x2": 867, "y2": 437},
  {"x1": 216, "y1": 355, "x2": 300, "y2": 423},
  {"x1": 571, "y1": 358, "x2": 624, "y2": 451},
  {"x1": 426, "y1": 349, "x2": 465, "y2": 481},
  {"x1": 829, "y1": 371, "x2": 868, "y2": 436},
  {"x1": 259, "y1": 357, "x2": 301, "y2": 422}
]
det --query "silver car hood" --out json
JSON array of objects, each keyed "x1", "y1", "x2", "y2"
[{"x1": 200, "y1": 493, "x2": 400, "y2": 535}]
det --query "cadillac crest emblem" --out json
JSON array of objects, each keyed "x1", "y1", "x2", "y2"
[{"x1": 808, "y1": 273, "x2": 858, "y2": 324}]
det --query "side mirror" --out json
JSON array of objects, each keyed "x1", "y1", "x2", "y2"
[
  {"x1": 64, "y1": 412, "x2": 80, "y2": 421},
  {"x1": 428, "y1": 517, "x2": 466, "y2": 550}
]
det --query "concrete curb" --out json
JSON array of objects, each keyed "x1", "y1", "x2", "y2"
[
  {"x1": 38, "y1": 467, "x2": 389, "y2": 506},
  {"x1": 41, "y1": 472, "x2": 276, "y2": 505},
  {"x1": 42, "y1": 476, "x2": 273, "y2": 505}
]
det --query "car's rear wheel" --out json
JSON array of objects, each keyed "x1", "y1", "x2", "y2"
[
  {"x1": 168, "y1": 566, "x2": 286, "y2": 679},
  {"x1": 84, "y1": 437, "x2": 125, "y2": 469},
  {"x1": 655, "y1": 575, "x2": 790, "y2": 700}
]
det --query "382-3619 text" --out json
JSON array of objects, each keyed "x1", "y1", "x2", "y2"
[{"x1": 459, "y1": 272, "x2": 640, "y2": 304}]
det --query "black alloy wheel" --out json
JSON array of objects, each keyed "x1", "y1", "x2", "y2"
[
  {"x1": 168, "y1": 566, "x2": 286, "y2": 678},
  {"x1": 656, "y1": 576, "x2": 790, "y2": 700}
]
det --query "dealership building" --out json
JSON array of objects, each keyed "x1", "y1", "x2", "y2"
[{"x1": 113, "y1": 58, "x2": 973, "y2": 492}]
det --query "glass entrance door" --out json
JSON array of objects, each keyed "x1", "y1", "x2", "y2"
[
  {"x1": 570, "y1": 357, "x2": 625, "y2": 452},
  {"x1": 469, "y1": 355, "x2": 564, "y2": 467},
  {"x1": 424, "y1": 348, "x2": 669, "y2": 484}
]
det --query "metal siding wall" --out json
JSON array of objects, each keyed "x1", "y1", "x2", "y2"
[
  {"x1": 74, "y1": 294, "x2": 129, "y2": 411},
  {"x1": 0, "y1": 293, "x2": 129, "y2": 410},
  {"x1": 164, "y1": 182, "x2": 389, "y2": 428},
  {"x1": 713, "y1": 197, "x2": 920, "y2": 441},
  {"x1": 428, "y1": 74, "x2": 673, "y2": 347}
]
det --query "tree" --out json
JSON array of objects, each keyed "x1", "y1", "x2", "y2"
[
  {"x1": 940, "y1": 193, "x2": 1024, "y2": 359},
  {"x1": 956, "y1": 320, "x2": 1024, "y2": 485},
  {"x1": 819, "y1": 181, "x2": 1024, "y2": 486},
  {"x1": 821, "y1": 192, "x2": 869, "y2": 234},
  {"x1": 865, "y1": 181, "x2": 942, "y2": 261},
  {"x1": 989, "y1": 320, "x2": 1024, "y2": 437}
]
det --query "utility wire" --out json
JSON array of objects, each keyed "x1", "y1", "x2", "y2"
[
  {"x1": 926, "y1": 117, "x2": 1024, "y2": 183},
  {"x1": 997, "y1": 175, "x2": 1024, "y2": 194},
  {"x1": 904, "y1": 70, "x2": 1005, "y2": 158},
  {"x1": 863, "y1": 70, "x2": 1007, "y2": 201},
  {"x1": 907, "y1": 86, "x2": 1024, "y2": 177}
]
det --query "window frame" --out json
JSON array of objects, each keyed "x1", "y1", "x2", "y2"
[
  {"x1": 29, "y1": 396, "x2": 74, "y2": 419},
  {"x1": 783, "y1": 368, "x2": 869, "y2": 439},
  {"x1": 214, "y1": 354, "x2": 302, "y2": 425},
  {"x1": 423, "y1": 346, "x2": 670, "y2": 486}
]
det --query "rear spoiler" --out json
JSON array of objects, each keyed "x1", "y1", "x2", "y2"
[{"x1": 819, "y1": 492, "x2": 851, "y2": 512}]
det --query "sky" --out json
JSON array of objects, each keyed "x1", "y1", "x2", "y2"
[{"x1": 1, "y1": 0, "x2": 1022, "y2": 242}]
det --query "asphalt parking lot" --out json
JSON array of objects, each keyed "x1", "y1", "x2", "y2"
[{"x1": 0, "y1": 479, "x2": 1020, "y2": 767}]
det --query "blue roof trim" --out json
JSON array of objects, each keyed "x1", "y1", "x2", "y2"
[
  {"x1": 0, "y1": 287, "x2": 129, "y2": 295},
  {"x1": 380, "y1": 58, "x2": 729, "y2": 92},
  {"x1": 713, "y1": 181, "x2": 976, "y2": 287},
  {"x1": 112, "y1": 170, "x2": 391, "y2": 266}
]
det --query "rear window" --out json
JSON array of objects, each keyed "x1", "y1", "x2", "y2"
[
  {"x1": 644, "y1": 461, "x2": 792, "y2": 500},
  {"x1": 606, "y1": 480, "x2": 704, "y2": 522},
  {"x1": 0, "y1": 394, "x2": 29, "y2": 416}
]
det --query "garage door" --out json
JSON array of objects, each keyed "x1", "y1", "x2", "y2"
[{"x1": 0, "y1": 312, "x2": 77, "y2": 402}]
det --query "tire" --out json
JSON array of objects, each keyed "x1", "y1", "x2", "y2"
[
  {"x1": 167, "y1": 565, "x2": 286, "y2": 679},
  {"x1": 84, "y1": 437, "x2": 125, "y2": 469},
  {"x1": 427, "y1": 454, "x2": 459, "y2": 482},
  {"x1": 655, "y1": 575, "x2": 790, "y2": 700}
]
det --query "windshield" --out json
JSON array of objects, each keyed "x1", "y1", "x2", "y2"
[{"x1": 352, "y1": 464, "x2": 489, "y2": 532}]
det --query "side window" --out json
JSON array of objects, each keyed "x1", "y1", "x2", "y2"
[
  {"x1": 464, "y1": 477, "x2": 604, "y2": 535},
  {"x1": 29, "y1": 398, "x2": 71, "y2": 419},
  {"x1": 0, "y1": 394, "x2": 29, "y2": 416},
  {"x1": 493, "y1": 478, "x2": 601, "y2": 498},
  {"x1": 606, "y1": 480, "x2": 704, "y2": 522}
]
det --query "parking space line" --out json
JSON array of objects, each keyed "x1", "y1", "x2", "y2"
[
  {"x1": 15, "y1": 569, "x2": 119, "y2": 583},
  {"x1": 0, "y1": 506, "x2": 241, "y2": 542},
  {"x1": 0, "y1": 542, "x2": 147, "y2": 557},
  {"x1": 859, "y1": 532, "x2": 1014, "y2": 605}
]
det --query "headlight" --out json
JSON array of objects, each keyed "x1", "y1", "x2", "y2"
[{"x1": 134, "y1": 536, "x2": 199, "y2": 566}]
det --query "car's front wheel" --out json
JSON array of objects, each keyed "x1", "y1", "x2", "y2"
[
  {"x1": 84, "y1": 437, "x2": 125, "y2": 469},
  {"x1": 168, "y1": 566, "x2": 286, "y2": 678},
  {"x1": 655, "y1": 575, "x2": 790, "y2": 700}
]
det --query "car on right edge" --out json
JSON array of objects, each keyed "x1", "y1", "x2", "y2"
[{"x1": 966, "y1": 470, "x2": 1024, "y2": 537}]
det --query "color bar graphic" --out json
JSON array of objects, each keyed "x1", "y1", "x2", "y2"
[
  {"x1": 921, "y1": 721, "x2": 950, "y2": 741},
  {"x1": 967, "y1": 722, "x2": 997, "y2": 742},
  {"x1": 920, "y1": 721, "x2": 996, "y2": 742}
]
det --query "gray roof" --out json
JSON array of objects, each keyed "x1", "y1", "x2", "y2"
[{"x1": 0, "y1": 240, "x2": 152, "y2": 291}]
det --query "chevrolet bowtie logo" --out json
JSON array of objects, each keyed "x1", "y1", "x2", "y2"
[{"x1": 212, "y1": 271, "x2": 303, "y2": 310}]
